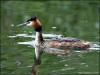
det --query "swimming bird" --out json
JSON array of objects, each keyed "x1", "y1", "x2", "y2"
[{"x1": 19, "y1": 16, "x2": 90, "y2": 75}]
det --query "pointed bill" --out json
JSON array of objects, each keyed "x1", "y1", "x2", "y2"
[{"x1": 17, "y1": 22, "x2": 29, "y2": 27}]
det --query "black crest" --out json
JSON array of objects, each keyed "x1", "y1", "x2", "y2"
[{"x1": 27, "y1": 16, "x2": 37, "y2": 22}]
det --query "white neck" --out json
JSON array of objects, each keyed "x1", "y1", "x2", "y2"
[
  {"x1": 35, "y1": 31, "x2": 43, "y2": 42},
  {"x1": 35, "y1": 32, "x2": 40, "y2": 41}
]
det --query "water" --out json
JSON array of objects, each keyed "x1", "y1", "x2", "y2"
[
  {"x1": 1, "y1": 1, "x2": 99, "y2": 74},
  {"x1": 1, "y1": 22, "x2": 99, "y2": 75},
  {"x1": 1, "y1": 32, "x2": 99, "y2": 75}
]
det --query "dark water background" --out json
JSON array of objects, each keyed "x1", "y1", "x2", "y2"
[{"x1": 1, "y1": 1, "x2": 99, "y2": 75}]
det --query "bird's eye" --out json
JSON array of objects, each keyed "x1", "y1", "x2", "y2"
[
  {"x1": 27, "y1": 21, "x2": 33, "y2": 26},
  {"x1": 26, "y1": 21, "x2": 30, "y2": 24},
  {"x1": 27, "y1": 21, "x2": 30, "y2": 23}
]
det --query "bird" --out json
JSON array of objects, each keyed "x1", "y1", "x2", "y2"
[{"x1": 18, "y1": 16, "x2": 91, "y2": 75}]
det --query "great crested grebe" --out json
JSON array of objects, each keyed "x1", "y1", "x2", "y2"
[{"x1": 19, "y1": 16, "x2": 90, "y2": 75}]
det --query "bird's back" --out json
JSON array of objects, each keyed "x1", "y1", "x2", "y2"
[{"x1": 45, "y1": 38, "x2": 90, "y2": 50}]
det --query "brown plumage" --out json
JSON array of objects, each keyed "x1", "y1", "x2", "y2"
[
  {"x1": 46, "y1": 39, "x2": 90, "y2": 50},
  {"x1": 32, "y1": 19, "x2": 42, "y2": 31}
]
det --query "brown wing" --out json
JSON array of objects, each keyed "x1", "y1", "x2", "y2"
[{"x1": 46, "y1": 40, "x2": 90, "y2": 50}]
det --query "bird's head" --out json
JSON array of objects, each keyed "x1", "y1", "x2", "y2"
[{"x1": 18, "y1": 16, "x2": 42, "y2": 32}]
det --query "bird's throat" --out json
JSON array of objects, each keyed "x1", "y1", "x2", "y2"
[
  {"x1": 35, "y1": 31, "x2": 44, "y2": 43},
  {"x1": 34, "y1": 26, "x2": 42, "y2": 32}
]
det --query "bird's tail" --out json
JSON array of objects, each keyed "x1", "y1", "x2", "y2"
[{"x1": 88, "y1": 42, "x2": 100, "y2": 51}]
